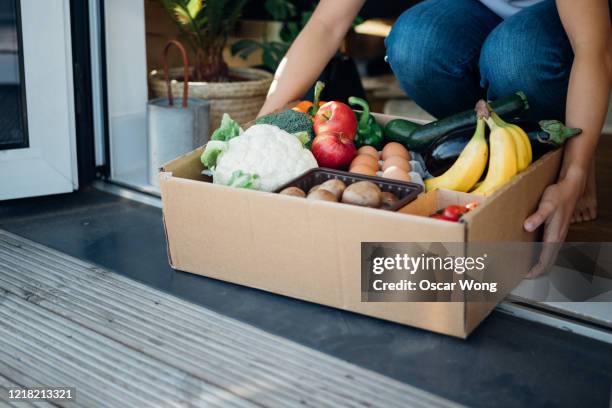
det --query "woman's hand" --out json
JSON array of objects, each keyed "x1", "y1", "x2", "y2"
[
  {"x1": 523, "y1": 168, "x2": 586, "y2": 277},
  {"x1": 524, "y1": 168, "x2": 586, "y2": 242}
]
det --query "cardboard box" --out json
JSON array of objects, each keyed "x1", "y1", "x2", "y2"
[{"x1": 159, "y1": 115, "x2": 562, "y2": 338}]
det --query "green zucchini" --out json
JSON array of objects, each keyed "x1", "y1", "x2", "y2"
[
  {"x1": 383, "y1": 119, "x2": 422, "y2": 146},
  {"x1": 384, "y1": 92, "x2": 529, "y2": 152}
]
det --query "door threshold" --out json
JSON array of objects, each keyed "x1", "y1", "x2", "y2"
[
  {"x1": 93, "y1": 180, "x2": 612, "y2": 345},
  {"x1": 92, "y1": 180, "x2": 162, "y2": 208},
  {"x1": 498, "y1": 301, "x2": 612, "y2": 345}
]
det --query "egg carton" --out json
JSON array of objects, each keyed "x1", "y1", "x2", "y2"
[{"x1": 409, "y1": 152, "x2": 433, "y2": 180}]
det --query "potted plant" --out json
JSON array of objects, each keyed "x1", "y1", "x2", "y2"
[{"x1": 150, "y1": 0, "x2": 273, "y2": 130}]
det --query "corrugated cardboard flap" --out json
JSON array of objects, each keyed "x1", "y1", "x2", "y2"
[{"x1": 161, "y1": 147, "x2": 204, "y2": 180}]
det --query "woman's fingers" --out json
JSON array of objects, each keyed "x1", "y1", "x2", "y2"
[
  {"x1": 524, "y1": 195, "x2": 556, "y2": 232},
  {"x1": 542, "y1": 208, "x2": 569, "y2": 243},
  {"x1": 526, "y1": 242, "x2": 562, "y2": 279},
  {"x1": 526, "y1": 206, "x2": 566, "y2": 278}
]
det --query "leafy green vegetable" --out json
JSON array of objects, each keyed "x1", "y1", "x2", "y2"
[
  {"x1": 227, "y1": 170, "x2": 260, "y2": 189},
  {"x1": 292, "y1": 131, "x2": 310, "y2": 146},
  {"x1": 211, "y1": 113, "x2": 243, "y2": 142},
  {"x1": 255, "y1": 110, "x2": 314, "y2": 146},
  {"x1": 201, "y1": 140, "x2": 228, "y2": 170}
]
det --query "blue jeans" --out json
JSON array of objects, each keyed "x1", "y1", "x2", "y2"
[{"x1": 385, "y1": 0, "x2": 576, "y2": 121}]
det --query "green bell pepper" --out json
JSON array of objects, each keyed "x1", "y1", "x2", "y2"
[{"x1": 348, "y1": 97, "x2": 384, "y2": 150}]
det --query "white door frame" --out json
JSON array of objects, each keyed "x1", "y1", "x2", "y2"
[{"x1": 0, "y1": 0, "x2": 77, "y2": 200}]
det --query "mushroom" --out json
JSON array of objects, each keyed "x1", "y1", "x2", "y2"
[
  {"x1": 318, "y1": 179, "x2": 346, "y2": 199},
  {"x1": 380, "y1": 191, "x2": 399, "y2": 209},
  {"x1": 279, "y1": 186, "x2": 306, "y2": 197},
  {"x1": 308, "y1": 184, "x2": 321, "y2": 194},
  {"x1": 307, "y1": 189, "x2": 338, "y2": 202},
  {"x1": 341, "y1": 181, "x2": 382, "y2": 208}
]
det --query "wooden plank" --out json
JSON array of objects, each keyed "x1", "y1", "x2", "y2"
[
  {"x1": 0, "y1": 295, "x2": 250, "y2": 408},
  {"x1": 0, "y1": 230, "x2": 462, "y2": 408}
]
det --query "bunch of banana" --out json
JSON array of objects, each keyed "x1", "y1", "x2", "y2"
[
  {"x1": 425, "y1": 118, "x2": 488, "y2": 192},
  {"x1": 425, "y1": 100, "x2": 534, "y2": 196},
  {"x1": 471, "y1": 108, "x2": 532, "y2": 196}
]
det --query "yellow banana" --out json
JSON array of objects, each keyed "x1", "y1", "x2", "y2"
[
  {"x1": 509, "y1": 123, "x2": 532, "y2": 166},
  {"x1": 490, "y1": 111, "x2": 532, "y2": 171},
  {"x1": 425, "y1": 119, "x2": 488, "y2": 192},
  {"x1": 472, "y1": 116, "x2": 518, "y2": 196}
]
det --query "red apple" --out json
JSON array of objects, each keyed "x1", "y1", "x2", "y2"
[
  {"x1": 311, "y1": 131, "x2": 357, "y2": 169},
  {"x1": 313, "y1": 101, "x2": 358, "y2": 140}
]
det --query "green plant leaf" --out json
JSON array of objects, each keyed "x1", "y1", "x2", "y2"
[
  {"x1": 264, "y1": 0, "x2": 297, "y2": 20},
  {"x1": 230, "y1": 39, "x2": 262, "y2": 59},
  {"x1": 173, "y1": 4, "x2": 191, "y2": 25},
  {"x1": 262, "y1": 48, "x2": 278, "y2": 71},
  {"x1": 300, "y1": 10, "x2": 313, "y2": 27},
  {"x1": 186, "y1": 0, "x2": 203, "y2": 19},
  {"x1": 351, "y1": 15, "x2": 364, "y2": 28},
  {"x1": 279, "y1": 21, "x2": 300, "y2": 43}
]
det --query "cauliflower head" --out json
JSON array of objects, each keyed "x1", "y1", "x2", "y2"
[{"x1": 202, "y1": 124, "x2": 317, "y2": 192}]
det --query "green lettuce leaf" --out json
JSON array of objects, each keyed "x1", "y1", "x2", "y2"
[{"x1": 211, "y1": 113, "x2": 243, "y2": 142}]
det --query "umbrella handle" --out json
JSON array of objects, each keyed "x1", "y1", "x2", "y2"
[{"x1": 162, "y1": 39, "x2": 189, "y2": 108}]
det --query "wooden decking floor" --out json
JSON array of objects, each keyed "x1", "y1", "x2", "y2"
[{"x1": 0, "y1": 230, "x2": 461, "y2": 408}]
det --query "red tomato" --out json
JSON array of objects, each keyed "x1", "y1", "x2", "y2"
[
  {"x1": 430, "y1": 213, "x2": 455, "y2": 222},
  {"x1": 442, "y1": 205, "x2": 469, "y2": 221}
]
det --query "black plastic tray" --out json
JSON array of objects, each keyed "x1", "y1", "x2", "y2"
[{"x1": 274, "y1": 168, "x2": 423, "y2": 211}]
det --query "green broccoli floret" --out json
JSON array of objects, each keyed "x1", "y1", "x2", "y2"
[{"x1": 255, "y1": 110, "x2": 315, "y2": 146}]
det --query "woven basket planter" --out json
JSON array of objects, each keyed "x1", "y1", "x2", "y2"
[{"x1": 149, "y1": 67, "x2": 273, "y2": 133}]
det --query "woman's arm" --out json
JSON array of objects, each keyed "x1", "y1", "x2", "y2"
[
  {"x1": 258, "y1": 0, "x2": 366, "y2": 116},
  {"x1": 524, "y1": 0, "x2": 611, "y2": 242}
]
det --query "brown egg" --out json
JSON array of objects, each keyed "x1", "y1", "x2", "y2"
[
  {"x1": 350, "y1": 154, "x2": 379, "y2": 171},
  {"x1": 382, "y1": 142, "x2": 410, "y2": 161},
  {"x1": 382, "y1": 166, "x2": 412, "y2": 182},
  {"x1": 382, "y1": 156, "x2": 411, "y2": 172},
  {"x1": 357, "y1": 145, "x2": 379, "y2": 159},
  {"x1": 350, "y1": 164, "x2": 377, "y2": 177}
]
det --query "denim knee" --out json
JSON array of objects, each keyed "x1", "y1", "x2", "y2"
[
  {"x1": 479, "y1": 1, "x2": 573, "y2": 120},
  {"x1": 385, "y1": 0, "x2": 501, "y2": 117},
  {"x1": 385, "y1": 3, "x2": 440, "y2": 88}
]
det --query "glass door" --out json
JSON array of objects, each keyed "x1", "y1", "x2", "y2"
[
  {"x1": 0, "y1": 0, "x2": 27, "y2": 150},
  {"x1": 0, "y1": 0, "x2": 77, "y2": 200}
]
